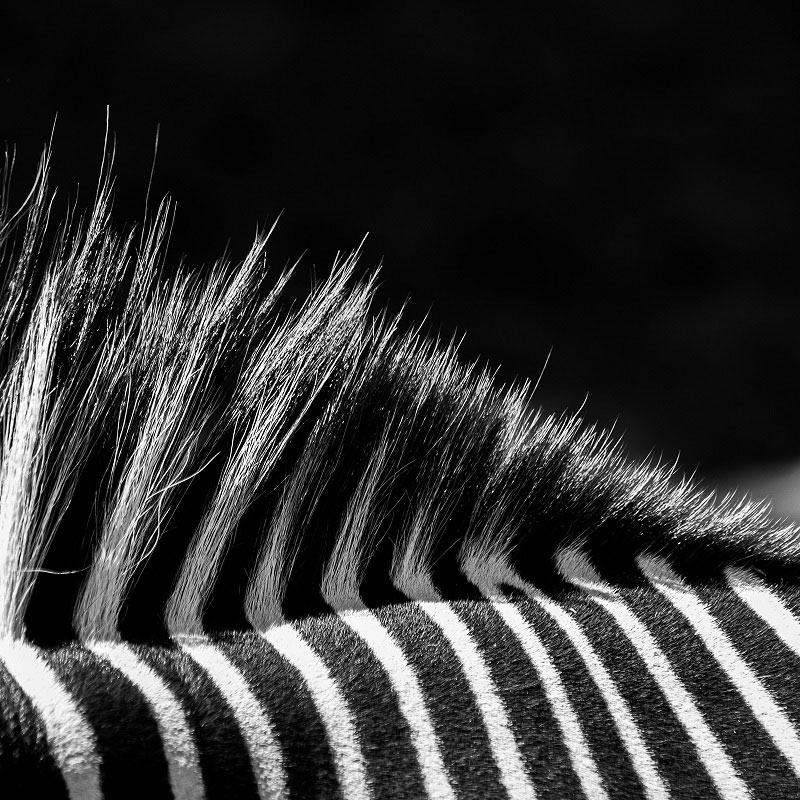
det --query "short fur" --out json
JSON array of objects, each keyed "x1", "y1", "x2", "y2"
[{"x1": 0, "y1": 146, "x2": 796, "y2": 648}]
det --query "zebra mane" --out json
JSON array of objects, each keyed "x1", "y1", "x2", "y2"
[{"x1": 0, "y1": 148, "x2": 796, "y2": 647}]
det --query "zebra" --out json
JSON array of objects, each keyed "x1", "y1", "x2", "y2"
[{"x1": 1, "y1": 146, "x2": 799, "y2": 800}]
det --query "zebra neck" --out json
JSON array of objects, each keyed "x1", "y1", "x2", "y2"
[{"x1": 3, "y1": 556, "x2": 800, "y2": 800}]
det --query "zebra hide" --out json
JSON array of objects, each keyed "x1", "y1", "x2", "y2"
[{"x1": 0, "y1": 147, "x2": 799, "y2": 799}]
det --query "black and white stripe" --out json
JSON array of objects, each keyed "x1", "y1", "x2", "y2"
[
  {"x1": 3, "y1": 551, "x2": 800, "y2": 798},
  {"x1": 2, "y1": 147, "x2": 799, "y2": 799}
]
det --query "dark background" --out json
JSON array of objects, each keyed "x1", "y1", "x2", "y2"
[{"x1": 2, "y1": 2, "x2": 799, "y2": 514}]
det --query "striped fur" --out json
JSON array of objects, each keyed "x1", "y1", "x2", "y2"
[
  {"x1": 1, "y1": 146, "x2": 799, "y2": 797},
  {"x1": 4, "y1": 562, "x2": 800, "y2": 798}
]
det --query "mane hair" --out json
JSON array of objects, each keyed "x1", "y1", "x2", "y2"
[{"x1": 0, "y1": 146, "x2": 796, "y2": 647}]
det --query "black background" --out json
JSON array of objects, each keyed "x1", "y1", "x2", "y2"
[{"x1": 2, "y1": 2, "x2": 799, "y2": 507}]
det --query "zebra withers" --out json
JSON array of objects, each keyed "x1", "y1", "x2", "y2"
[{"x1": 0, "y1": 148, "x2": 799, "y2": 799}]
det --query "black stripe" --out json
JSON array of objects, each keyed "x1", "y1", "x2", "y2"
[
  {"x1": 376, "y1": 602, "x2": 504, "y2": 800},
  {"x1": 556, "y1": 580, "x2": 719, "y2": 799},
  {"x1": 0, "y1": 659, "x2": 69, "y2": 798},
  {"x1": 631, "y1": 569, "x2": 797, "y2": 800},
  {"x1": 296, "y1": 612, "x2": 427, "y2": 800},
  {"x1": 511, "y1": 591, "x2": 648, "y2": 799},
  {"x1": 219, "y1": 631, "x2": 341, "y2": 800},
  {"x1": 135, "y1": 643, "x2": 260, "y2": 800},
  {"x1": 43, "y1": 644, "x2": 173, "y2": 800}
]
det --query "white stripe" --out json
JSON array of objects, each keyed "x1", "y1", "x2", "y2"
[
  {"x1": 640, "y1": 555, "x2": 800, "y2": 779},
  {"x1": 180, "y1": 637, "x2": 287, "y2": 800},
  {"x1": 261, "y1": 623, "x2": 370, "y2": 800},
  {"x1": 340, "y1": 608, "x2": 456, "y2": 800},
  {"x1": 557, "y1": 548, "x2": 750, "y2": 800},
  {"x1": 0, "y1": 639, "x2": 102, "y2": 800},
  {"x1": 483, "y1": 595, "x2": 609, "y2": 800},
  {"x1": 89, "y1": 641, "x2": 205, "y2": 800},
  {"x1": 417, "y1": 600, "x2": 536, "y2": 800},
  {"x1": 527, "y1": 588, "x2": 670, "y2": 800},
  {"x1": 725, "y1": 567, "x2": 800, "y2": 659}
]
